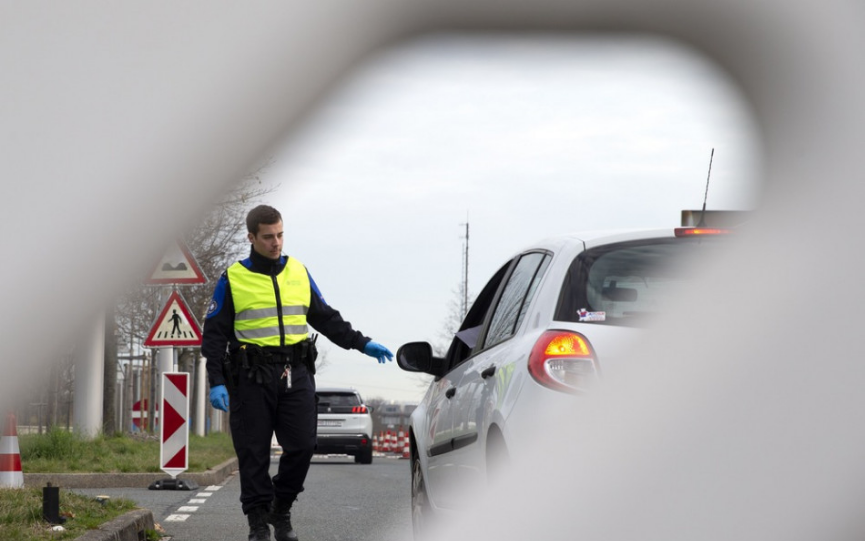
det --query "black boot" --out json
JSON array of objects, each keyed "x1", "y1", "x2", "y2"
[
  {"x1": 269, "y1": 497, "x2": 298, "y2": 541},
  {"x1": 247, "y1": 506, "x2": 272, "y2": 541}
]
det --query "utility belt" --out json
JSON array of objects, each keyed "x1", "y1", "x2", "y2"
[{"x1": 223, "y1": 335, "x2": 318, "y2": 392}]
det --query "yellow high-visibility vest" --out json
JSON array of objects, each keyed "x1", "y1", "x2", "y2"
[{"x1": 227, "y1": 257, "x2": 310, "y2": 347}]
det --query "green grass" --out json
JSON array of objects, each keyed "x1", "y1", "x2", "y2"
[
  {"x1": 0, "y1": 486, "x2": 137, "y2": 540},
  {"x1": 5, "y1": 430, "x2": 235, "y2": 538},
  {"x1": 19, "y1": 428, "x2": 235, "y2": 473}
]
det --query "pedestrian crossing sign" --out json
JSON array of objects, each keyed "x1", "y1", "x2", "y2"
[{"x1": 144, "y1": 291, "x2": 203, "y2": 348}]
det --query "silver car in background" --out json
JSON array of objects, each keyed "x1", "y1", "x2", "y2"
[{"x1": 315, "y1": 387, "x2": 374, "y2": 464}]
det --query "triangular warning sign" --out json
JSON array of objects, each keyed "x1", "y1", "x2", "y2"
[
  {"x1": 144, "y1": 291, "x2": 203, "y2": 347},
  {"x1": 145, "y1": 240, "x2": 207, "y2": 285}
]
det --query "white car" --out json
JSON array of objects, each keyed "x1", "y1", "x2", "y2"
[
  {"x1": 397, "y1": 226, "x2": 732, "y2": 536},
  {"x1": 315, "y1": 387, "x2": 374, "y2": 464}
]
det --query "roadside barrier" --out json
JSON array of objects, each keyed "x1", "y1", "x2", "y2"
[
  {"x1": 0, "y1": 413, "x2": 23, "y2": 488},
  {"x1": 373, "y1": 428, "x2": 412, "y2": 458},
  {"x1": 401, "y1": 432, "x2": 410, "y2": 459}
]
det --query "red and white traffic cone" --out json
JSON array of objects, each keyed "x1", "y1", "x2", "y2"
[
  {"x1": 0, "y1": 413, "x2": 23, "y2": 488},
  {"x1": 401, "y1": 433, "x2": 410, "y2": 459},
  {"x1": 372, "y1": 434, "x2": 380, "y2": 453}
]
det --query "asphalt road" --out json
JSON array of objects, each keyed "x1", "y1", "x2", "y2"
[{"x1": 73, "y1": 454, "x2": 414, "y2": 541}]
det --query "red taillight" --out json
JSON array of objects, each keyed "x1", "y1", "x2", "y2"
[
  {"x1": 674, "y1": 227, "x2": 730, "y2": 237},
  {"x1": 351, "y1": 406, "x2": 368, "y2": 414},
  {"x1": 528, "y1": 330, "x2": 599, "y2": 393}
]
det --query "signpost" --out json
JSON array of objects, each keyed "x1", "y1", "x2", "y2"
[{"x1": 143, "y1": 241, "x2": 207, "y2": 490}]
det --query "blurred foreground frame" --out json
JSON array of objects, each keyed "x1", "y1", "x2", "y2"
[{"x1": 2, "y1": 1, "x2": 864, "y2": 541}]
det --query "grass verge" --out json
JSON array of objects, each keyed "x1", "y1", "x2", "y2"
[
  {"x1": 0, "y1": 486, "x2": 138, "y2": 540},
  {"x1": 19, "y1": 429, "x2": 235, "y2": 473}
]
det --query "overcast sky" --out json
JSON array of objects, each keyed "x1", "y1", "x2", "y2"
[{"x1": 258, "y1": 33, "x2": 761, "y2": 403}]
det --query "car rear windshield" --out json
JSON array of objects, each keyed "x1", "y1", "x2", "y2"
[
  {"x1": 555, "y1": 237, "x2": 726, "y2": 327},
  {"x1": 317, "y1": 392, "x2": 362, "y2": 413}
]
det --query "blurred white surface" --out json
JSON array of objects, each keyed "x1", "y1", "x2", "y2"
[{"x1": 2, "y1": 1, "x2": 863, "y2": 539}]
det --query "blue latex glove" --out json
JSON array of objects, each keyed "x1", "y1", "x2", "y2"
[
  {"x1": 209, "y1": 385, "x2": 229, "y2": 412},
  {"x1": 363, "y1": 341, "x2": 394, "y2": 364}
]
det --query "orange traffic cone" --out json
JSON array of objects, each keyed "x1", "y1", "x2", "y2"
[{"x1": 0, "y1": 413, "x2": 23, "y2": 488}]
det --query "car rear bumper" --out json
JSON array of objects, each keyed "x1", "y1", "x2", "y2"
[{"x1": 315, "y1": 433, "x2": 372, "y2": 455}]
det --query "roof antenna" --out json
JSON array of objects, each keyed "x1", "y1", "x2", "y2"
[{"x1": 697, "y1": 148, "x2": 715, "y2": 227}]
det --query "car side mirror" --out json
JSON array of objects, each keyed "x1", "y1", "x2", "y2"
[{"x1": 397, "y1": 341, "x2": 447, "y2": 378}]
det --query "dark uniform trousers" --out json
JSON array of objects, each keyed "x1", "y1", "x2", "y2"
[{"x1": 229, "y1": 361, "x2": 316, "y2": 514}]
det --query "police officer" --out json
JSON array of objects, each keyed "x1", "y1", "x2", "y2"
[{"x1": 203, "y1": 204, "x2": 393, "y2": 541}]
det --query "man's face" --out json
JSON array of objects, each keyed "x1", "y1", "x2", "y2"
[{"x1": 249, "y1": 221, "x2": 284, "y2": 260}]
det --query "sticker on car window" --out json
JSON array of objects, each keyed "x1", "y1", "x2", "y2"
[{"x1": 578, "y1": 308, "x2": 606, "y2": 322}]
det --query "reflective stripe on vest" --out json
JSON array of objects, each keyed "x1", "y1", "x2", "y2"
[{"x1": 227, "y1": 257, "x2": 311, "y2": 347}]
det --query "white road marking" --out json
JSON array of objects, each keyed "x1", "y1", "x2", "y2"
[{"x1": 164, "y1": 485, "x2": 222, "y2": 525}]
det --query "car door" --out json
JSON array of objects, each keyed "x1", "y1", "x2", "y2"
[
  {"x1": 447, "y1": 252, "x2": 552, "y2": 497},
  {"x1": 423, "y1": 260, "x2": 512, "y2": 510},
  {"x1": 422, "y1": 366, "x2": 462, "y2": 506}
]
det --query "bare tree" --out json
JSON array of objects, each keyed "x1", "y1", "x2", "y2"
[
  {"x1": 110, "y1": 173, "x2": 277, "y2": 433},
  {"x1": 103, "y1": 304, "x2": 117, "y2": 435},
  {"x1": 181, "y1": 176, "x2": 276, "y2": 323},
  {"x1": 433, "y1": 282, "x2": 474, "y2": 357},
  {"x1": 311, "y1": 344, "x2": 329, "y2": 375}
]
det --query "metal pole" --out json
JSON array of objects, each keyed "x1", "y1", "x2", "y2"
[
  {"x1": 123, "y1": 322, "x2": 135, "y2": 433},
  {"x1": 155, "y1": 347, "x2": 173, "y2": 433},
  {"x1": 464, "y1": 218, "x2": 469, "y2": 318},
  {"x1": 459, "y1": 216, "x2": 470, "y2": 319},
  {"x1": 144, "y1": 352, "x2": 153, "y2": 433},
  {"x1": 194, "y1": 354, "x2": 206, "y2": 436},
  {"x1": 122, "y1": 362, "x2": 131, "y2": 433}
]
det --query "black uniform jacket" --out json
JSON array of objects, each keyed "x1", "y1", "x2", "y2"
[{"x1": 202, "y1": 247, "x2": 371, "y2": 388}]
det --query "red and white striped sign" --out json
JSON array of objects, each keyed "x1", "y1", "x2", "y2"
[
  {"x1": 160, "y1": 372, "x2": 190, "y2": 478},
  {"x1": 131, "y1": 399, "x2": 158, "y2": 431}
]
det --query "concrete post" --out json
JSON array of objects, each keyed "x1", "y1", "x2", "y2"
[{"x1": 73, "y1": 312, "x2": 105, "y2": 438}]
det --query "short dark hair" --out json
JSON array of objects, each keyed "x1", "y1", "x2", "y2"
[{"x1": 246, "y1": 205, "x2": 282, "y2": 235}]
